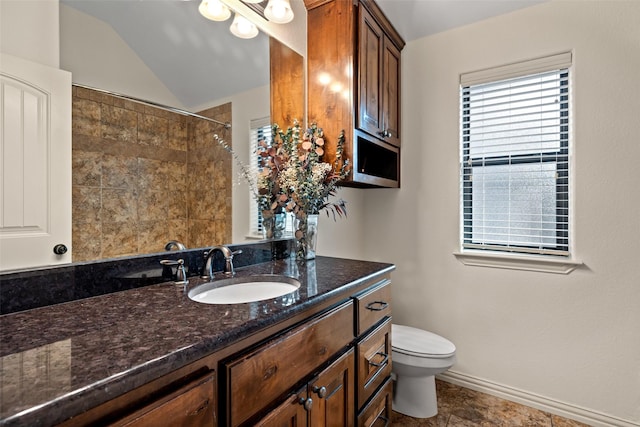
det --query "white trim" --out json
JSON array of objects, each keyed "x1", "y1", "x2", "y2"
[
  {"x1": 460, "y1": 51, "x2": 572, "y2": 86},
  {"x1": 453, "y1": 251, "x2": 583, "y2": 274},
  {"x1": 438, "y1": 371, "x2": 639, "y2": 427}
]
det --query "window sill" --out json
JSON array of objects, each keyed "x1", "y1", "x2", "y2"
[{"x1": 453, "y1": 251, "x2": 583, "y2": 274}]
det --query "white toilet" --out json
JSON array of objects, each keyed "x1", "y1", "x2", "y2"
[{"x1": 391, "y1": 324, "x2": 456, "y2": 418}]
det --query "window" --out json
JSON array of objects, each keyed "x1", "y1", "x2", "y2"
[
  {"x1": 248, "y1": 117, "x2": 294, "y2": 238},
  {"x1": 460, "y1": 53, "x2": 571, "y2": 257},
  {"x1": 249, "y1": 117, "x2": 272, "y2": 238}
]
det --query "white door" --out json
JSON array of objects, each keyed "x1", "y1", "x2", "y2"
[{"x1": 0, "y1": 53, "x2": 72, "y2": 271}]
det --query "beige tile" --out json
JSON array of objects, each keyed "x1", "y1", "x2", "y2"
[
  {"x1": 102, "y1": 188, "x2": 137, "y2": 223},
  {"x1": 166, "y1": 220, "x2": 189, "y2": 249},
  {"x1": 72, "y1": 186, "x2": 101, "y2": 224},
  {"x1": 138, "y1": 158, "x2": 170, "y2": 192},
  {"x1": 391, "y1": 410, "x2": 448, "y2": 426},
  {"x1": 168, "y1": 190, "x2": 187, "y2": 221},
  {"x1": 138, "y1": 113, "x2": 168, "y2": 147},
  {"x1": 138, "y1": 221, "x2": 170, "y2": 254},
  {"x1": 168, "y1": 117, "x2": 189, "y2": 151},
  {"x1": 72, "y1": 150, "x2": 102, "y2": 187},
  {"x1": 137, "y1": 188, "x2": 168, "y2": 221},
  {"x1": 102, "y1": 221, "x2": 138, "y2": 258},
  {"x1": 101, "y1": 104, "x2": 138, "y2": 143},
  {"x1": 72, "y1": 222, "x2": 101, "y2": 262},
  {"x1": 102, "y1": 154, "x2": 138, "y2": 190},
  {"x1": 72, "y1": 98, "x2": 101, "y2": 137},
  {"x1": 166, "y1": 161, "x2": 187, "y2": 192}
]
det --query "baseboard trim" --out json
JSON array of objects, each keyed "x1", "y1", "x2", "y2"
[{"x1": 438, "y1": 371, "x2": 639, "y2": 427}]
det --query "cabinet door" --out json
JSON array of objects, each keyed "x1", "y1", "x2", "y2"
[
  {"x1": 382, "y1": 40, "x2": 401, "y2": 147},
  {"x1": 308, "y1": 349, "x2": 355, "y2": 427},
  {"x1": 357, "y1": 319, "x2": 391, "y2": 409},
  {"x1": 255, "y1": 388, "x2": 308, "y2": 427},
  {"x1": 117, "y1": 373, "x2": 216, "y2": 427},
  {"x1": 358, "y1": 6, "x2": 384, "y2": 140},
  {"x1": 357, "y1": 378, "x2": 392, "y2": 427}
]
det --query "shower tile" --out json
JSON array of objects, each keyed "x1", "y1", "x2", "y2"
[{"x1": 101, "y1": 104, "x2": 138, "y2": 143}]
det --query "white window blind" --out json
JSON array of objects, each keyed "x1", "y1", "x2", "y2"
[
  {"x1": 249, "y1": 117, "x2": 272, "y2": 238},
  {"x1": 460, "y1": 53, "x2": 571, "y2": 256}
]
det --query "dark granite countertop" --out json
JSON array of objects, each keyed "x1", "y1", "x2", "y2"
[{"x1": 0, "y1": 256, "x2": 394, "y2": 427}]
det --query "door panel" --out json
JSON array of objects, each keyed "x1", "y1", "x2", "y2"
[{"x1": 0, "y1": 53, "x2": 72, "y2": 270}]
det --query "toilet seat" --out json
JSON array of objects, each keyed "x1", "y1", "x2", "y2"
[{"x1": 392, "y1": 324, "x2": 456, "y2": 359}]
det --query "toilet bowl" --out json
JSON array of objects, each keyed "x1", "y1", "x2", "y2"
[{"x1": 391, "y1": 324, "x2": 456, "y2": 418}]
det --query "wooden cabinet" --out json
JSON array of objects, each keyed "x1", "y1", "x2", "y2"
[
  {"x1": 117, "y1": 373, "x2": 216, "y2": 427},
  {"x1": 256, "y1": 350, "x2": 355, "y2": 427},
  {"x1": 357, "y1": 378, "x2": 392, "y2": 427},
  {"x1": 225, "y1": 301, "x2": 354, "y2": 426},
  {"x1": 306, "y1": 0, "x2": 404, "y2": 188},
  {"x1": 358, "y1": 5, "x2": 401, "y2": 148},
  {"x1": 224, "y1": 278, "x2": 393, "y2": 427},
  {"x1": 352, "y1": 280, "x2": 393, "y2": 422}
]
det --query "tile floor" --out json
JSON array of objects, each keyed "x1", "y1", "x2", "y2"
[{"x1": 390, "y1": 380, "x2": 591, "y2": 426}]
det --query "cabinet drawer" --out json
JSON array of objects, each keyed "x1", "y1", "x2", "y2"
[
  {"x1": 354, "y1": 280, "x2": 391, "y2": 336},
  {"x1": 227, "y1": 301, "x2": 354, "y2": 426},
  {"x1": 117, "y1": 372, "x2": 215, "y2": 427},
  {"x1": 357, "y1": 377, "x2": 392, "y2": 427},
  {"x1": 357, "y1": 318, "x2": 391, "y2": 409}
]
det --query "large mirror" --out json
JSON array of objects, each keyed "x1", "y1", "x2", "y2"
[{"x1": 59, "y1": 0, "x2": 305, "y2": 263}]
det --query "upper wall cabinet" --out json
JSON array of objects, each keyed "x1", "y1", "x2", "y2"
[{"x1": 305, "y1": 0, "x2": 405, "y2": 188}]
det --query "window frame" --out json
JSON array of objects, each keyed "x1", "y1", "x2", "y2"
[{"x1": 456, "y1": 52, "x2": 582, "y2": 274}]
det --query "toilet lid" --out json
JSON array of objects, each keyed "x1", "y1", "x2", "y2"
[{"x1": 392, "y1": 324, "x2": 456, "y2": 358}]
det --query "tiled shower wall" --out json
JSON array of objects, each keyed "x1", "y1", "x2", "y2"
[{"x1": 71, "y1": 86, "x2": 232, "y2": 262}]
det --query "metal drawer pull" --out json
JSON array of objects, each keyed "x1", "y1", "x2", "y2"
[
  {"x1": 369, "y1": 352, "x2": 389, "y2": 368},
  {"x1": 365, "y1": 301, "x2": 388, "y2": 311}
]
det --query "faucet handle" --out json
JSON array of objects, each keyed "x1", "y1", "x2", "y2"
[{"x1": 160, "y1": 259, "x2": 189, "y2": 285}]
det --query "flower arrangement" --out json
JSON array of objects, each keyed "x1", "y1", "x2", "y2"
[
  {"x1": 214, "y1": 119, "x2": 350, "y2": 259},
  {"x1": 260, "y1": 120, "x2": 349, "y2": 217},
  {"x1": 256, "y1": 120, "x2": 350, "y2": 258}
]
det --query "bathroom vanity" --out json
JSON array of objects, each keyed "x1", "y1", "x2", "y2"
[{"x1": 0, "y1": 253, "x2": 394, "y2": 426}]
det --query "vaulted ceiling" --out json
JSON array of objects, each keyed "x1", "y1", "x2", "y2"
[{"x1": 61, "y1": 0, "x2": 545, "y2": 110}]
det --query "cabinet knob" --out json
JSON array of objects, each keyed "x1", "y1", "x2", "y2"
[
  {"x1": 312, "y1": 385, "x2": 327, "y2": 398},
  {"x1": 298, "y1": 397, "x2": 313, "y2": 411},
  {"x1": 53, "y1": 244, "x2": 68, "y2": 255}
]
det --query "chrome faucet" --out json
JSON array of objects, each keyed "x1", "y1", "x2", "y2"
[
  {"x1": 202, "y1": 246, "x2": 242, "y2": 280},
  {"x1": 165, "y1": 240, "x2": 186, "y2": 251}
]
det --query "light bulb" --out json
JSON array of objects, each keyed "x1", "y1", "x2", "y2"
[
  {"x1": 199, "y1": 0, "x2": 231, "y2": 22},
  {"x1": 230, "y1": 13, "x2": 259, "y2": 39},
  {"x1": 264, "y1": 0, "x2": 294, "y2": 24}
]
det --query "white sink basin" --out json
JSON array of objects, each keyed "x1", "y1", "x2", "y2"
[{"x1": 188, "y1": 275, "x2": 301, "y2": 304}]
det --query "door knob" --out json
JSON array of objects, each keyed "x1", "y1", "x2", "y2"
[{"x1": 53, "y1": 244, "x2": 68, "y2": 255}]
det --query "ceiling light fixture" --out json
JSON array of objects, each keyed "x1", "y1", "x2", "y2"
[
  {"x1": 229, "y1": 13, "x2": 259, "y2": 39},
  {"x1": 264, "y1": 0, "x2": 294, "y2": 24},
  {"x1": 199, "y1": 0, "x2": 231, "y2": 21}
]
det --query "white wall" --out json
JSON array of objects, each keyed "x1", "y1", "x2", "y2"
[
  {"x1": 59, "y1": 4, "x2": 183, "y2": 108},
  {"x1": 0, "y1": 0, "x2": 59, "y2": 67},
  {"x1": 364, "y1": 1, "x2": 640, "y2": 425}
]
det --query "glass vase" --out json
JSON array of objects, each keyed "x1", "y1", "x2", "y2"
[
  {"x1": 262, "y1": 212, "x2": 286, "y2": 239},
  {"x1": 294, "y1": 214, "x2": 319, "y2": 261}
]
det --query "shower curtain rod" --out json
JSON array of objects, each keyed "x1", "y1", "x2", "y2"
[{"x1": 72, "y1": 83, "x2": 232, "y2": 130}]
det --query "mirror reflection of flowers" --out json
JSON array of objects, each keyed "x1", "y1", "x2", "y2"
[{"x1": 258, "y1": 120, "x2": 350, "y2": 221}]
